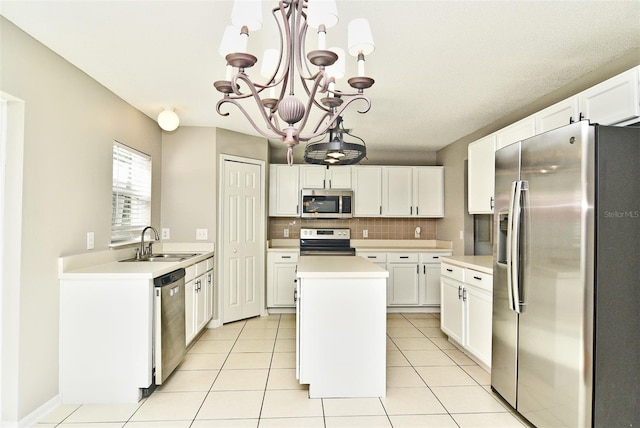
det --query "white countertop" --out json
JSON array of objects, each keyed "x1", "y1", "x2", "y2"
[
  {"x1": 58, "y1": 243, "x2": 214, "y2": 280},
  {"x1": 297, "y1": 256, "x2": 390, "y2": 279},
  {"x1": 440, "y1": 255, "x2": 493, "y2": 275}
]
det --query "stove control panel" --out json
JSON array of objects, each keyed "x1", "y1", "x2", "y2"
[{"x1": 300, "y1": 228, "x2": 351, "y2": 239}]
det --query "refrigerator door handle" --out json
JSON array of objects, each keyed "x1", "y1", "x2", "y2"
[{"x1": 507, "y1": 180, "x2": 525, "y2": 313}]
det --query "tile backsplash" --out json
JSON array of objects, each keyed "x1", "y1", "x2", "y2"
[{"x1": 268, "y1": 217, "x2": 437, "y2": 240}]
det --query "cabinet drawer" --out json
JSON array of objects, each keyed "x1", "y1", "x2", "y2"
[
  {"x1": 465, "y1": 269, "x2": 493, "y2": 292},
  {"x1": 272, "y1": 252, "x2": 299, "y2": 263},
  {"x1": 358, "y1": 252, "x2": 387, "y2": 263},
  {"x1": 387, "y1": 253, "x2": 418, "y2": 263},
  {"x1": 420, "y1": 252, "x2": 452, "y2": 264},
  {"x1": 206, "y1": 256, "x2": 214, "y2": 271},
  {"x1": 195, "y1": 260, "x2": 208, "y2": 276},
  {"x1": 441, "y1": 263, "x2": 464, "y2": 281}
]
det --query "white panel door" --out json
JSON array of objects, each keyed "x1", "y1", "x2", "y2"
[{"x1": 223, "y1": 160, "x2": 262, "y2": 323}]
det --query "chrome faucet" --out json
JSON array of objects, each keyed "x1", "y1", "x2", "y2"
[{"x1": 139, "y1": 226, "x2": 160, "y2": 259}]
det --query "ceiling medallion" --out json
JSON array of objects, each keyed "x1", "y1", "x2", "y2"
[{"x1": 214, "y1": 0, "x2": 375, "y2": 165}]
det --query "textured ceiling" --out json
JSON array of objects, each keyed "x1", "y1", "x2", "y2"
[{"x1": 2, "y1": 1, "x2": 639, "y2": 154}]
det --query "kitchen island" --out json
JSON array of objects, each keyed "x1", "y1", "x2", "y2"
[{"x1": 295, "y1": 256, "x2": 389, "y2": 398}]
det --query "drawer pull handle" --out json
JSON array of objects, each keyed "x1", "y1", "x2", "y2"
[
  {"x1": 473, "y1": 276, "x2": 482, "y2": 280},
  {"x1": 446, "y1": 268, "x2": 453, "y2": 272},
  {"x1": 433, "y1": 256, "x2": 439, "y2": 259},
  {"x1": 367, "y1": 256, "x2": 376, "y2": 259},
  {"x1": 282, "y1": 256, "x2": 291, "y2": 259},
  {"x1": 400, "y1": 256, "x2": 409, "y2": 259}
]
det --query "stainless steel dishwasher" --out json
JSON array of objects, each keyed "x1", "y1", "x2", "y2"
[{"x1": 153, "y1": 268, "x2": 186, "y2": 384}]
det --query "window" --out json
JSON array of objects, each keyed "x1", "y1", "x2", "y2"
[{"x1": 111, "y1": 141, "x2": 151, "y2": 243}]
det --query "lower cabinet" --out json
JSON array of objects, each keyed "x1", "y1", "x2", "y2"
[
  {"x1": 186, "y1": 257, "x2": 214, "y2": 345},
  {"x1": 440, "y1": 261, "x2": 493, "y2": 367},
  {"x1": 267, "y1": 251, "x2": 299, "y2": 309}
]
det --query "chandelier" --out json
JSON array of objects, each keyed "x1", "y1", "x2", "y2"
[
  {"x1": 214, "y1": 0, "x2": 375, "y2": 165},
  {"x1": 304, "y1": 115, "x2": 367, "y2": 165}
]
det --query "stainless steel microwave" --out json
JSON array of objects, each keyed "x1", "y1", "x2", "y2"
[{"x1": 300, "y1": 189, "x2": 353, "y2": 219}]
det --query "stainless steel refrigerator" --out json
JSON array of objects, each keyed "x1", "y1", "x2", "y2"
[{"x1": 491, "y1": 121, "x2": 639, "y2": 427}]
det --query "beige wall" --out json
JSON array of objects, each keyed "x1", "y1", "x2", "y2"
[
  {"x1": 436, "y1": 48, "x2": 640, "y2": 256},
  {"x1": 1, "y1": 17, "x2": 162, "y2": 422}
]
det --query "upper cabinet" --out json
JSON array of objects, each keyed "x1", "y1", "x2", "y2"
[
  {"x1": 535, "y1": 97, "x2": 579, "y2": 134},
  {"x1": 382, "y1": 166, "x2": 444, "y2": 218},
  {"x1": 578, "y1": 67, "x2": 640, "y2": 126},
  {"x1": 299, "y1": 165, "x2": 352, "y2": 189},
  {"x1": 269, "y1": 164, "x2": 299, "y2": 217},
  {"x1": 468, "y1": 135, "x2": 496, "y2": 214},
  {"x1": 352, "y1": 166, "x2": 383, "y2": 216},
  {"x1": 468, "y1": 66, "x2": 640, "y2": 214},
  {"x1": 495, "y1": 116, "x2": 536, "y2": 150}
]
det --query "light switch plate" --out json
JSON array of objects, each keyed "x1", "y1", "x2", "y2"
[
  {"x1": 86, "y1": 232, "x2": 95, "y2": 250},
  {"x1": 196, "y1": 228, "x2": 208, "y2": 240}
]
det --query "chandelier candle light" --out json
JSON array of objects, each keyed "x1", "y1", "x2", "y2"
[{"x1": 214, "y1": 0, "x2": 375, "y2": 165}]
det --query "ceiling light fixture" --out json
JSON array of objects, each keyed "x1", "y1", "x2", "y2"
[
  {"x1": 304, "y1": 115, "x2": 367, "y2": 165},
  {"x1": 157, "y1": 107, "x2": 180, "y2": 132},
  {"x1": 214, "y1": 0, "x2": 375, "y2": 165}
]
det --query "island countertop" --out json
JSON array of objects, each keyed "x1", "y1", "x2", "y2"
[{"x1": 296, "y1": 255, "x2": 389, "y2": 279}]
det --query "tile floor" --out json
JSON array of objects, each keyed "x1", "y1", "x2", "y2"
[{"x1": 39, "y1": 313, "x2": 528, "y2": 428}]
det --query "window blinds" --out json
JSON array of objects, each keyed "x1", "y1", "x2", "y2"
[{"x1": 111, "y1": 141, "x2": 151, "y2": 243}]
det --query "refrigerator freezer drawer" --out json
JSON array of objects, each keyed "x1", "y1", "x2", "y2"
[{"x1": 441, "y1": 263, "x2": 464, "y2": 281}]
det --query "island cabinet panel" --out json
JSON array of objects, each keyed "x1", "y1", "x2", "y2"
[
  {"x1": 266, "y1": 251, "x2": 299, "y2": 308},
  {"x1": 295, "y1": 256, "x2": 388, "y2": 398}
]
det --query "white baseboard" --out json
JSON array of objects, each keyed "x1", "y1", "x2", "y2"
[{"x1": 9, "y1": 394, "x2": 61, "y2": 428}]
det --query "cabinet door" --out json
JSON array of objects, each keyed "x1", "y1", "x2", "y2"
[
  {"x1": 185, "y1": 279, "x2": 196, "y2": 345},
  {"x1": 468, "y1": 134, "x2": 496, "y2": 214},
  {"x1": 413, "y1": 167, "x2": 444, "y2": 217},
  {"x1": 387, "y1": 263, "x2": 419, "y2": 305},
  {"x1": 352, "y1": 166, "x2": 382, "y2": 216},
  {"x1": 205, "y1": 270, "x2": 214, "y2": 321},
  {"x1": 195, "y1": 275, "x2": 208, "y2": 332},
  {"x1": 299, "y1": 165, "x2": 326, "y2": 189},
  {"x1": 535, "y1": 97, "x2": 579, "y2": 133},
  {"x1": 421, "y1": 264, "x2": 442, "y2": 305},
  {"x1": 382, "y1": 167, "x2": 412, "y2": 216},
  {"x1": 327, "y1": 167, "x2": 352, "y2": 189},
  {"x1": 440, "y1": 277, "x2": 464, "y2": 344},
  {"x1": 465, "y1": 285, "x2": 492, "y2": 367},
  {"x1": 269, "y1": 164, "x2": 300, "y2": 216},
  {"x1": 496, "y1": 116, "x2": 536, "y2": 150},
  {"x1": 579, "y1": 67, "x2": 640, "y2": 125},
  {"x1": 270, "y1": 263, "x2": 297, "y2": 307}
]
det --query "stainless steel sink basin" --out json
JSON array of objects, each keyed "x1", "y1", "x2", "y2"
[{"x1": 120, "y1": 253, "x2": 201, "y2": 262}]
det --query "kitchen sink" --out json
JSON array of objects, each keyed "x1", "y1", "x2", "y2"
[{"x1": 120, "y1": 253, "x2": 201, "y2": 262}]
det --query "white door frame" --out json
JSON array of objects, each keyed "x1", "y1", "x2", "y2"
[{"x1": 217, "y1": 154, "x2": 267, "y2": 325}]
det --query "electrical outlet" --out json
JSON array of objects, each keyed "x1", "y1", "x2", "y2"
[
  {"x1": 196, "y1": 228, "x2": 208, "y2": 240},
  {"x1": 363, "y1": 229, "x2": 368, "y2": 238},
  {"x1": 161, "y1": 228, "x2": 170, "y2": 240},
  {"x1": 284, "y1": 228, "x2": 289, "y2": 238},
  {"x1": 86, "y1": 232, "x2": 95, "y2": 250}
]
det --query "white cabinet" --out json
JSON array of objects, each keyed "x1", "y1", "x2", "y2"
[
  {"x1": 299, "y1": 165, "x2": 352, "y2": 189},
  {"x1": 440, "y1": 261, "x2": 493, "y2": 367},
  {"x1": 186, "y1": 257, "x2": 214, "y2": 345},
  {"x1": 352, "y1": 166, "x2": 383, "y2": 216},
  {"x1": 419, "y1": 252, "x2": 449, "y2": 305},
  {"x1": 382, "y1": 166, "x2": 444, "y2": 218},
  {"x1": 467, "y1": 134, "x2": 496, "y2": 214},
  {"x1": 413, "y1": 167, "x2": 444, "y2": 217},
  {"x1": 535, "y1": 97, "x2": 579, "y2": 134},
  {"x1": 578, "y1": 66, "x2": 640, "y2": 126},
  {"x1": 357, "y1": 251, "x2": 387, "y2": 269},
  {"x1": 269, "y1": 164, "x2": 300, "y2": 216},
  {"x1": 382, "y1": 167, "x2": 413, "y2": 217},
  {"x1": 267, "y1": 251, "x2": 299, "y2": 308},
  {"x1": 495, "y1": 116, "x2": 536, "y2": 150},
  {"x1": 387, "y1": 253, "x2": 420, "y2": 306}
]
